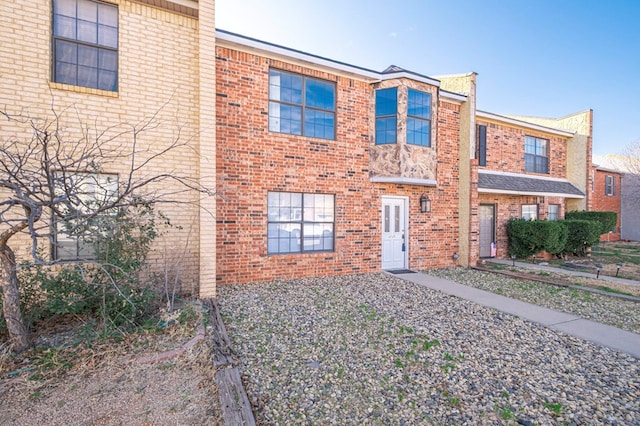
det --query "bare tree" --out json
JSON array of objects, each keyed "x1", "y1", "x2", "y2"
[{"x1": 0, "y1": 105, "x2": 212, "y2": 352}]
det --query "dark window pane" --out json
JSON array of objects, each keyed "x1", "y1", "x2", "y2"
[
  {"x1": 78, "y1": 65, "x2": 98, "y2": 88},
  {"x1": 407, "y1": 117, "x2": 430, "y2": 147},
  {"x1": 54, "y1": 15, "x2": 76, "y2": 38},
  {"x1": 78, "y1": 44, "x2": 98, "y2": 67},
  {"x1": 77, "y1": 0, "x2": 97, "y2": 22},
  {"x1": 98, "y1": 3, "x2": 118, "y2": 26},
  {"x1": 56, "y1": 40, "x2": 77, "y2": 63},
  {"x1": 524, "y1": 136, "x2": 549, "y2": 173},
  {"x1": 55, "y1": 0, "x2": 76, "y2": 17},
  {"x1": 376, "y1": 88, "x2": 397, "y2": 116},
  {"x1": 304, "y1": 109, "x2": 334, "y2": 140},
  {"x1": 477, "y1": 125, "x2": 487, "y2": 166},
  {"x1": 77, "y1": 19, "x2": 97, "y2": 43},
  {"x1": 56, "y1": 61, "x2": 77, "y2": 85},
  {"x1": 98, "y1": 24, "x2": 118, "y2": 48},
  {"x1": 376, "y1": 117, "x2": 396, "y2": 144},
  {"x1": 306, "y1": 79, "x2": 335, "y2": 111},
  {"x1": 98, "y1": 70, "x2": 117, "y2": 91},
  {"x1": 408, "y1": 89, "x2": 431, "y2": 119},
  {"x1": 99, "y1": 49, "x2": 117, "y2": 71},
  {"x1": 269, "y1": 70, "x2": 302, "y2": 104}
]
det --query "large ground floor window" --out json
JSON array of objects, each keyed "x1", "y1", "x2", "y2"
[{"x1": 267, "y1": 191, "x2": 334, "y2": 254}]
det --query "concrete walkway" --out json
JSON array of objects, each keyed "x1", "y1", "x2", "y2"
[{"x1": 392, "y1": 271, "x2": 640, "y2": 358}]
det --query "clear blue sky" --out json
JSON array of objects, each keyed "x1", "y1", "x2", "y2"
[{"x1": 216, "y1": 0, "x2": 640, "y2": 156}]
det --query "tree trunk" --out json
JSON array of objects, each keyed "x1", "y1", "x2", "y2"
[{"x1": 0, "y1": 244, "x2": 31, "y2": 352}]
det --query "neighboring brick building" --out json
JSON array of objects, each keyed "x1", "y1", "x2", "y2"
[
  {"x1": 1, "y1": 0, "x2": 218, "y2": 296},
  {"x1": 589, "y1": 156, "x2": 633, "y2": 242},
  {"x1": 474, "y1": 111, "x2": 592, "y2": 258},
  {"x1": 590, "y1": 165, "x2": 622, "y2": 241}
]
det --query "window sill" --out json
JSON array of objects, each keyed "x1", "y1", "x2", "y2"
[{"x1": 49, "y1": 82, "x2": 119, "y2": 98}]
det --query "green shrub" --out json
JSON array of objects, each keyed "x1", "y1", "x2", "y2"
[
  {"x1": 543, "y1": 221, "x2": 568, "y2": 255},
  {"x1": 506, "y1": 218, "x2": 568, "y2": 258},
  {"x1": 565, "y1": 210, "x2": 617, "y2": 234},
  {"x1": 562, "y1": 219, "x2": 602, "y2": 255},
  {"x1": 1, "y1": 203, "x2": 163, "y2": 336}
]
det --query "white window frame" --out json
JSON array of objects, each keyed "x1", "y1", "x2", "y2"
[
  {"x1": 548, "y1": 204, "x2": 560, "y2": 221},
  {"x1": 605, "y1": 175, "x2": 616, "y2": 196},
  {"x1": 267, "y1": 191, "x2": 335, "y2": 254},
  {"x1": 522, "y1": 204, "x2": 538, "y2": 220},
  {"x1": 54, "y1": 172, "x2": 118, "y2": 260}
]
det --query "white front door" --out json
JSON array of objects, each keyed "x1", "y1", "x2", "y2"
[{"x1": 382, "y1": 196, "x2": 407, "y2": 270}]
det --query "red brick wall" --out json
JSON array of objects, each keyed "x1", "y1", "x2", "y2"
[
  {"x1": 215, "y1": 46, "x2": 463, "y2": 284},
  {"x1": 478, "y1": 120, "x2": 568, "y2": 178},
  {"x1": 477, "y1": 194, "x2": 567, "y2": 258},
  {"x1": 591, "y1": 167, "x2": 622, "y2": 241}
]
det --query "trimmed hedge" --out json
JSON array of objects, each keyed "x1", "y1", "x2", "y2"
[
  {"x1": 506, "y1": 218, "x2": 568, "y2": 258},
  {"x1": 562, "y1": 219, "x2": 602, "y2": 255},
  {"x1": 565, "y1": 210, "x2": 617, "y2": 234}
]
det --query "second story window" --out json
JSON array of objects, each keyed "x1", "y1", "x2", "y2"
[
  {"x1": 407, "y1": 89, "x2": 431, "y2": 147},
  {"x1": 268, "y1": 69, "x2": 335, "y2": 140},
  {"x1": 605, "y1": 175, "x2": 616, "y2": 196},
  {"x1": 53, "y1": 0, "x2": 118, "y2": 92},
  {"x1": 524, "y1": 136, "x2": 549, "y2": 174},
  {"x1": 375, "y1": 88, "x2": 397, "y2": 144}
]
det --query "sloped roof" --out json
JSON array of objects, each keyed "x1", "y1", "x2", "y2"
[{"x1": 478, "y1": 172, "x2": 585, "y2": 198}]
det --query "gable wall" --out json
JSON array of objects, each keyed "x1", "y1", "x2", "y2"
[{"x1": 1, "y1": 0, "x2": 208, "y2": 295}]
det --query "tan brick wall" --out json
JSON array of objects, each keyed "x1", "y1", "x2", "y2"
[
  {"x1": 438, "y1": 73, "x2": 477, "y2": 267},
  {"x1": 0, "y1": 0, "x2": 212, "y2": 296},
  {"x1": 197, "y1": 0, "x2": 218, "y2": 297},
  {"x1": 215, "y1": 46, "x2": 463, "y2": 285},
  {"x1": 591, "y1": 167, "x2": 622, "y2": 241}
]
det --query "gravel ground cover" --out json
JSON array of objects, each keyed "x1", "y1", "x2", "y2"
[
  {"x1": 430, "y1": 268, "x2": 640, "y2": 334},
  {"x1": 219, "y1": 273, "x2": 639, "y2": 425}
]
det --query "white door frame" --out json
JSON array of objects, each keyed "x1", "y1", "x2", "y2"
[{"x1": 381, "y1": 195, "x2": 409, "y2": 270}]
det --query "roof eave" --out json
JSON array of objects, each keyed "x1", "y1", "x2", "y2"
[
  {"x1": 478, "y1": 188, "x2": 585, "y2": 199},
  {"x1": 477, "y1": 110, "x2": 575, "y2": 137},
  {"x1": 216, "y1": 29, "x2": 382, "y2": 81}
]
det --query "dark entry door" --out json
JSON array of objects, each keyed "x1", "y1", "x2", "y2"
[{"x1": 479, "y1": 204, "x2": 495, "y2": 258}]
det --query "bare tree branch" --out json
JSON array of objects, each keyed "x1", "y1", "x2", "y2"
[{"x1": 0, "y1": 100, "x2": 215, "y2": 350}]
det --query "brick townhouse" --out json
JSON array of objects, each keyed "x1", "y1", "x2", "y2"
[
  {"x1": 474, "y1": 111, "x2": 592, "y2": 258},
  {"x1": 1, "y1": 0, "x2": 594, "y2": 295},
  {"x1": 214, "y1": 30, "x2": 593, "y2": 284},
  {"x1": 590, "y1": 164, "x2": 622, "y2": 241}
]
